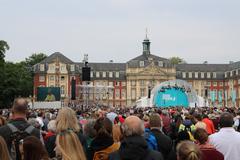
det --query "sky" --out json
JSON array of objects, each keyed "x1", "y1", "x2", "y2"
[{"x1": 1, "y1": 0, "x2": 240, "y2": 64}]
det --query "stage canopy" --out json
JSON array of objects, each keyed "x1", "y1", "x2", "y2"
[{"x1": 151, "y1": 79, "x2": 198, "y2": 108}]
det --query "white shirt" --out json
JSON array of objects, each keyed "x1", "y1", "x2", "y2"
[
  {"x1": 36, "y1": 117, "x2": 44, "y2": 128},
  {"x1": 209, "y1": 127, "x2": 240, "y2": 160}
]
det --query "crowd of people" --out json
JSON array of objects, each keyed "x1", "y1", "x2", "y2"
[{"x1": 1, "y1": 98, "x2": 240, "y2": 160}]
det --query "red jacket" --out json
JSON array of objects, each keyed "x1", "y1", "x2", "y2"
[{"x1": 202, "y1": 118, "x2": 215, "y2": 134}]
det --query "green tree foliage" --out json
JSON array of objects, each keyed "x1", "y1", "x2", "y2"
[
  {"x1": 0, "y1": 50, "x2": 47, "y2": 108},
  {"x1": 169, "y1": 56, "x2": 186, "y2": 65},
  {"x1": 0, "y1": 40, "x2": 9, "y2": 62}
]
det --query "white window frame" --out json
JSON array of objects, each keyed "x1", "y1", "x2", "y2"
[
  {"x1": 188, "y1": 72, "x2": 192, "y2": 78},
  {"x1": 109, "y1": 72, "x2": 113, "y2": 78},
  {"x1": 195, "y1": 72, "x2": 198, "y2": 78},
  {"x1": 50, "y1": 75, "x2": 55, "y2": 81},
  {"x1": 201, "y1": 72, "x2": 205, "y2": 78},
  {"x1": 90, "y1": 71, "x2": 93, "y2": 78},
  {"x1": 158, "y1": 61, "x2": 163, "y2": 67},
  {"x1": 39, "y1": 76, "x2": 45, "y2": 82},
  {"x1": 96, "y1": 72, "x2": 100, "y2": 78},
  {"x1": 40, "y1": 64, "x2": 45, "y2": 71},
  {"x1": 139, "y1": 61, "x2": 145, "y2": 67},
  {"x1": 182, "y1": 72, "x2": 186, "y2": 78},
  {"x1": 70, "y1": 64, "x2": 75, "y2": 72},
  {"x1": 115, "y1": 72, "x2": 119, "y2": 78},
  {"x1": 207, "y1": 72, "x2": 211, "y2": 78},
  {"x1": 213, "y1": 72, "x2": 217, "y2": 78},
  {"x1": 102, "y1": 72, "x2": 106, "y2": 78}
]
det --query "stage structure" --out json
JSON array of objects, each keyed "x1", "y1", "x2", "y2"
[
  {"x1": 151, "y1": 79, "x2": 198, "y2": 108},
  {"x1": 78, "y1": 84, "x2": 114, "y2": 108}
]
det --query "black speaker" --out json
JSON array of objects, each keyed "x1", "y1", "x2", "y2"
[
  {"x1": 71, "y1": 78, "x2": 76, "y2": 100},
  {"x1": 148, "y1": 87, "x2": 151, "y2": 98},
  {"x1": 205, "y1": 88, "x2": 208, "y2": 97},
  {"x1": 82, "y1": 67, "x2": 91, "y2": 81}
]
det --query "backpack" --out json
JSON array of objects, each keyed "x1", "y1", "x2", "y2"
[
  {"x1": 93, "y1": 142, "x2": 120, "y2": 160},
  {"x1": 7, "y1": 123, "x2": 35, "y2": 160},
  {"x1": 144, "y1": 129, "x2": 158, "y2": 151}
]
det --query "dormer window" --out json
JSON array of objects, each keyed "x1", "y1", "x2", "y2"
[
  {"x1": 139, "y1": 61, "x2": 145, "y2": 67},
  {"x1": 40, "y1": 64, "x2": 45, "y2": 71},
  {"x1": 158, "y1": 61, "x2": 163, "y2": 67}
]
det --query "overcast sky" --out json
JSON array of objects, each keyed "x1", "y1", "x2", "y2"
[{"x1": 1, "y1": 0, "x2": 240, "y2": 64}]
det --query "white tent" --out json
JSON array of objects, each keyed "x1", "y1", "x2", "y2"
[{"x1": 136, "y1": 96, "x2": 153, "y2": 108}]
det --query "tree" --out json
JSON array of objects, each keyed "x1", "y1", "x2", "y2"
[
  {"x1": 0, "y1": 52, "x2": 47, "y2": 108},
  {"x1": 169, "y1": 56, "x2": 186, "y2": 65},
  {"x1": 24, "y1": 53, "x2": 47, "y2": 67},
  {"x1": 0, "y1": 40, "x2": 9, "y2": 62}
]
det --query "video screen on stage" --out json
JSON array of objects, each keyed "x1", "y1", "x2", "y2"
[{"x1": 37, "y1": 87, "x2": 60, "y2": 101}]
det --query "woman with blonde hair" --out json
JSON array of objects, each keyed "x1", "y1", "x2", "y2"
[
  {"x1": 0, "y1": 136, "x2": 11, "y2": 160},
  {"x1": 45, "y1": 107, "x2": 87, "y2": 159},
  {"x1": 177, "y1": 140, "x2": 201, "y2": 160},
  {"x1": 56, "y1": 129, "x2": 86, "y2": 160}
]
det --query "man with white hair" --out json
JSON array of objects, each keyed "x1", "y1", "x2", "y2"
[{"x1": 110, "y1": 116, "x2": 163, "y2": 160}]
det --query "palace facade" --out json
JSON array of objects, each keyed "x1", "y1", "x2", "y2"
[{"x1": 33, "y1": 37, "x2": 240, "y2": 107}]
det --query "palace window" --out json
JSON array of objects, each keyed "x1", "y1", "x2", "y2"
[
  {"x1": 195, "y1": 72, "x2": 198, "y2": 78},
  {"x1": 158, "y1": 61, "x2": 163, "y2": 67},
  {"x1": 96, "y1": 72, "x2": 100, "y2": 78},
  {"x1": 40, "y1": 64, "x2": 45, "y2": 71},
  {"x1": 50, "y1": 75, "x2": 55, "y2": 81},
  {"x1": 201, "y1": 72, "x2": 205, "y2": 78},
  {"x1": 115, "y1": 72, "x2": 120, "y2": 78},
  {"x1": 207, "y1": 72, "x2": 211, "y2": 78},
  {"x1": 182, "y1": 72, "x2": 186, "y2": 78},
  {"x1": 139, "y1": 61, "x2": 145, "y2": 67},
  {"x1": 90, "y1": 71, "x2": 93, "y2": 78},
  {"x1": 213, "y1": 72, "x2": 217, "y2": 78},
  {"x1": 188, "y1": 72, "x2": 192, "y2": 78},
  {"x1": 70, "y1": 65, "x2": 75, "y2": 72},
  {"x1": 109, "y1": 72, "x2": 113, "y2": 78},
  {"x1": 39, "y1": 76, "x2": 45, "y2": 82},
  {"x1": 102, "y1": 72, "x2": 106, "y2": 78}
]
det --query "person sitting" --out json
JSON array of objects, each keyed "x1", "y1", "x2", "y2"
[
  {"x1": 194, "y1": 128, "x2": 224, "y2": 160},
  {"x1": 110, "y1": 116, "x2": 164, "y2": 160},
  {"x1": 87, "y1": 117, "x2": 119, "y2": 160},
  {"x1": 176, "y1": 140, "x2": 201, "y2": 160}
]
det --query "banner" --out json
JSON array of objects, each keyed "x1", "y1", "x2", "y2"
[
  {"x1": 210, "y1": 91, "x2": 216, "y2": 102},
  {"x1": 153, "y1": 88, "x2": 189, "y2": 108},
  {"x1": 232, "y1": 89, "x2": 236, "y2": 105},
  {"x1": 218, "y1": 91, "x2": 222, "y2": 103}
]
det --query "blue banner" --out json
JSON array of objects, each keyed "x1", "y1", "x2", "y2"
[
  {"x1": 153, "y1": 88, "x2": 189, "y2": 108},
  {"x1": 232, "y1": 89, "x2": 236, "y2": 104},
  {"x1": 218, "y1": 91, "x2": 222, "y2": 103},
  {"x1": 210, "y1": 91, "x2": 216, "y2": 102}
]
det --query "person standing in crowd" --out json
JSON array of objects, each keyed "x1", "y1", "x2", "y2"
[
  {"x1": 176, "y1": 140, "x2": 201, "y2": 160},
  {"x1": 0, "y1": 98, "x2": 40, "y2": 160},
  {"x1": 194, "y1": 128, "x2": 224, "y2": 160},
  {"x1": 0, "y1": 136, "x2": 11, "y2": 160},
  {"x1": 149, "y1": 113, "x2": 172, "y2": 159},
  {"x1": 19, "y1": 136, "x2": 49, "y2": 160},
  {"x1": 83, "y1": 119, "x2": 97, "y2": 148},
  {"x1": 202, "y1": 114, "x2": 215, "y2": 135},
  {"x1": 46, "y1": 107, "x2": 87, "y2": 158},
  {"x1": 194, "y1": 114, "x2": 207, "y2": 130},
  {"x1": 55, "y1": 128, "x2": 86, "y2": 160},
  {"x1": 209, "y1": 112, "x2": 240, "y2": 160},
  {"x1": 87, "y1": 117, "x2": 120, "y2": 160},
  {"x1": 0, "y1": 116, "x2": 6, "y2": 127},
  {"x1": 110, "y1": 116, "x2": 164, "y2": 160}
]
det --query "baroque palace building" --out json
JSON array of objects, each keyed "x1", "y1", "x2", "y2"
[{"x1": 33, "y1": 36, "x2": 240, "y2": 107}]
